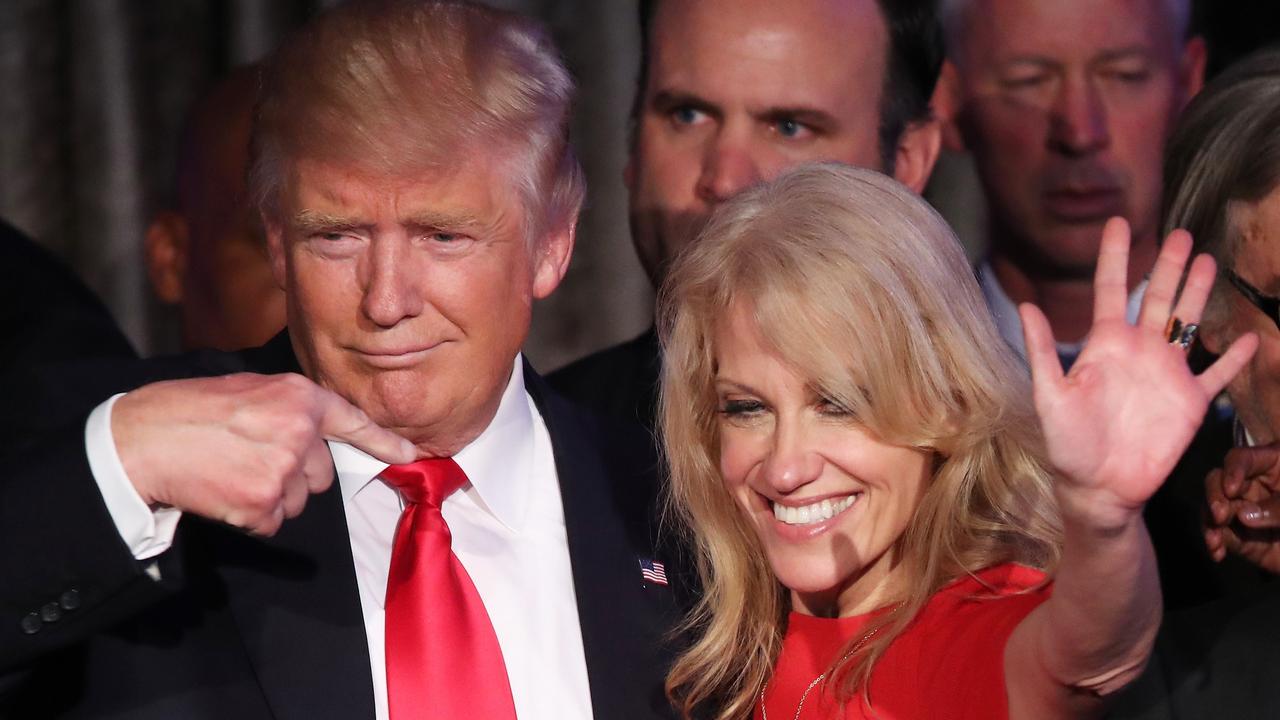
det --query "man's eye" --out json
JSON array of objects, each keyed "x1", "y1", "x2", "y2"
[
  {"x1": 1001, "y1": 75, "x2": 1050, "y2": 90},
  {"x1": 432, "y1": 232, "x2": 459, "y2": 243},
  {"x1": 315, "y1": 231, "x2": 353, "y2": 242},
  {"x1": 670, "y1": 106, "x2": 705, "y2": 126},
  {"x1": 1106, "y1": 70, "x2": 1150, "y2": 84},
  {"x1": 772, "y1": 118, "x2": 810, "y2": 139}
]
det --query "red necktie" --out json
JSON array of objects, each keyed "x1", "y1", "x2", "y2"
[{"x1": 381, "y1": 458, "x2": 517, "y2": 720}]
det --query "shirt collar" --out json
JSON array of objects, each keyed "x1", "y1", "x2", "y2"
[
  {"x1": 976, "y1": 258, "x2": 1147, "y2": 361},
  {"x1": 328, "y1": 354, "x2": 534, "y2": 531}
]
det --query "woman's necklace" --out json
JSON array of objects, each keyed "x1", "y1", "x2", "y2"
[{"x1": 758, "y1": 607, "x2": 898, "y2": 720}]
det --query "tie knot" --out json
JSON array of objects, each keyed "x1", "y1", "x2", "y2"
[{"x1": 380, "y1": 458, "x2": 468, "y2": 507}]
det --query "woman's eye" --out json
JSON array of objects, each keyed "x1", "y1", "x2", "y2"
[
  {"x1": 719, "y1": 398, "x2": 764, "y2": 416},
  {"x1": 817, "y1": 397, "x2": 853, "y2": 417}
]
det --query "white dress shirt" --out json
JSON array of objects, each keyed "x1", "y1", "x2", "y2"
[
  {"x1": 976, "y1": 259, "x2": 1147, "y2": 363},
  {"x1": 84, "y1": 355, "x2": 594, "y2": 720}
]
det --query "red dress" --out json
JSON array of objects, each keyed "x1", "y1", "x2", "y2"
[{"x1": 755, "y1": 563, "x2": 1051, "y2": 720}]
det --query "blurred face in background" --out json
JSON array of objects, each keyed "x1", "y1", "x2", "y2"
[
  {"x1": 628, "y1": 0, "x2": 910, "y2": 288},
  {"x1": 146, "y1": 69, "x2": 287, "y2": 351},
  {"x1": 940, "y1": 0, "x2": 1204, "y2": 278},
  {"x1": 1206, "y1": 187, "x2": 1280, "y2": 445}
]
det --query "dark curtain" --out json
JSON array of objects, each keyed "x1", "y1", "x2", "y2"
[{"x1": 0, "y1": 0, "x2": 652, "y2": 371}]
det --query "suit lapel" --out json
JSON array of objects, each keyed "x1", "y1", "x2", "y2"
[
  {"x1": 214, "y1": 482, "x2": 377, "y2": 720},
  {"x1": 215, "y1": 333, "x2": 375, "y2": 720},
  {"x1": 525, "y1": 363, "x2": 679, "y2": 719}
]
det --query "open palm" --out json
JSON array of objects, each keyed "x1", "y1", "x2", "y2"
[{"x1": 1020, "y1": 218, "x2": 1257, "y2": 528}]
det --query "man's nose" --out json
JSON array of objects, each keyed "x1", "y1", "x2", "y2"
[
  {"x1": 1048, "y1": 77, "x2": 1110, "y2": 156},
  {"x1": 761, "y1": 421, "x2": 824, "y2": 494},
  {"x1": 695, "y1": 133, "x2": 764, "y2": 205},
  {"x1": 361, "y1": 238, "x2": 424, "y2": 327}
]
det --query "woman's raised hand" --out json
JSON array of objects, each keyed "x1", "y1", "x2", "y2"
[{"x1": 1019, "y1": 217, "x2": 1258, "y2": 529}]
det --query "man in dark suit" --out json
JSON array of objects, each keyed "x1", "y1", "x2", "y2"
[
  {"x1": 549, "y1": 0, "x2": 945, "y2": 430},
  {"x1": 0, "y1": 2, "x2": 681, "y2": 718},
  {"x1": 1, "y1": 219, "x2": 135, "y2": 379}
]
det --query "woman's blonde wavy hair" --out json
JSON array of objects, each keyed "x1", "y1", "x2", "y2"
[{"x1": 659, "y1": 163, "x2": 1063, "y2": 719}]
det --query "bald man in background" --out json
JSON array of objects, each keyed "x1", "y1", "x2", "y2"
[{"x1": 145, "y1": 66, "x2": 286, "y2": 352}]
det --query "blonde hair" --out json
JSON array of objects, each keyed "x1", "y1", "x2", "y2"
[
  {"x1": 249, "y1": 0, "x2": 585, "y2": 237},
  {"x1": 659, "y1": 163, "x2": 1062, "y2": 719}
]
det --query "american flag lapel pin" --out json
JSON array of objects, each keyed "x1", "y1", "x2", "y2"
[{"x1": 638, "y1": 557, "x2": 668, "y2": 586}]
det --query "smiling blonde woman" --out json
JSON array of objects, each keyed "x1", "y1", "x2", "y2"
[{"x1": 659, "y1": 163, "x2": 1256, "y2": 719}]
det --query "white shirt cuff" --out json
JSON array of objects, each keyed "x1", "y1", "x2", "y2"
[{"x1": 85, "y1": 393, "x2": 182, "y2": 561}]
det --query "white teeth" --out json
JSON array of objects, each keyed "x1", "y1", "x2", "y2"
[{"x1": 772, "y1": 495, "x2": 858, "y2": 525}]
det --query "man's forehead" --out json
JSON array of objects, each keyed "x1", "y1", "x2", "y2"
[
  {"x1": 283, "y1": 157, "x2": 517, "y2": 227},
  {"x1": 956, "y1": 0, "x2": 1176, "y2": 65},
  {"x1": 647, "y1": 0, "x2": 888, "y2": 104}
]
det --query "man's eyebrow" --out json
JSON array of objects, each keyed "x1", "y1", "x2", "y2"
[
  {"x1": 756, "y1": 106, "x2": 840, "y2": 130},
  {"x1": 291, "y1": 210, "x2": 370, "y2": 234},
  {"x1": 649, "y1": 89, "x2": 720, "y2": 115},
  {"x1": 997, "y1": 56, "x2": 1060, "y2": 71},
  {"x1": 1095, "y1": 46, "x2": 1154, "y2": 64},
  {"x1": 402, "y1": 210, "x2": 484, "y2": 230}
]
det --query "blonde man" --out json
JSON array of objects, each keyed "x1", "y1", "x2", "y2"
[{"x1": 1, "y1": 3, "x2": 681, "y2": 719}]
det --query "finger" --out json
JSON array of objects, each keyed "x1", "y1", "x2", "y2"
[
  {"x1": 302, "y1": 436, "x2": 338, "y2": 494},
  {"x1": 1093, "y1": 217, "x2": 1133, "y2": 324},
  {"x1": 1138, "y1": 228, "x2": 1193, "y2": 331},
  {"x1": 1222, "y1": 445, "x2": 1280, "y2": 494},
  {"x1": 1169, "y1": 252, "x2": 1216, "y2": 326},
  {"x1": 258, "y1": 505, "x2": 286, "y2": 537},
  {"x1": 1238, "y1": 496, "x2": 1280, "y2": 529},
  {"x1": 1207, "y1": 468, "x2": 1231, "y2": 522},
  {"x1": 1205, "y1": 527, "x2": 1223, "y2": 557},
  {"x1": 1197, "y1": 332, "x2": 1258, "y2": 398},
  {"x1": 280, "y1": 473, "x2": 309, "y2": 519},
  {"x1": 315, "y1": 390, "x2": 417, "y2": 464},
  {"x1": 1019, "y1": 303, "x2": 1064, "y2": 391}
]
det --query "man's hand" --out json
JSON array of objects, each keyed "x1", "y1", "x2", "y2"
[
  {"x1": 1205, "y1": 443, "x2": 1280, "y2": 573},
  {"x1": 112, "y1": 373, "x2": 416, "y2": 536}
]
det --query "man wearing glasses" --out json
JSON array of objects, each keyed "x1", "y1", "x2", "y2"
[{"x1": 1159, "y1": 47, "x2": 1280, "y2": 576}]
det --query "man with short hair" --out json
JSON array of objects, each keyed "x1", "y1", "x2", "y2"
[
  {"x1": 933, "y1": 0, "x2": 1205, "y2": 365},
  {"x1": 145, "y1": 65, "x2": 287, "y2": 352},
  {"x1": 551, "y1": 0, "x2": 944, "y2": 429},
  {"x1": 2, "y1": 3, "x2": 679, "y2": 718}
]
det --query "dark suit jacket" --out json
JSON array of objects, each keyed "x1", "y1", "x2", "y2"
[
  {"x1": 0, "y1": 219, "x2": 135, "y2": 386},
  {"x1": 0, "y1": 333, "x2": 683, "y2": 719},
  {"x1": 550, "y1": 327, "x2": 661, "y2": 436}
]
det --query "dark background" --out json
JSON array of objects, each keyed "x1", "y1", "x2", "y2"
[{"x1": 1, "y1": 0, "x2": 1277, "y2": 369}]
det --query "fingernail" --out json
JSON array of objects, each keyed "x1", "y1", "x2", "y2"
[
  {"x1": 1212, "y1": 500, "x2": 1228, "y2": 519},
  {"x1": 1241, "y1": 503, "x2": 1264, "y2": 522}
]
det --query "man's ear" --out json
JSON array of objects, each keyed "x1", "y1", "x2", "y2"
[
  {"x1": 932, "y1": 61, "x2": 968, "y2": 154},
  {"x1": 892, "y1": 116, "x2": 942, "y2": 194},
  {"x1": 1180, "y1": 35, "x2": 1208, "y2": 105},
  {"x1": 144, "y1": 211, "x2": 188, "y2": 304},
  {"x1": 264, "y1": 212, "x2": 289, "y2": 290},
  {"x1": 531, "y1": 214, "x2": 577, "y2": 300}
]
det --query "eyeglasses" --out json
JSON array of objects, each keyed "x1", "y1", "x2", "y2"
[{"x1": 1227, "y1": 270, "x2": 1280, "y2": 331}]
